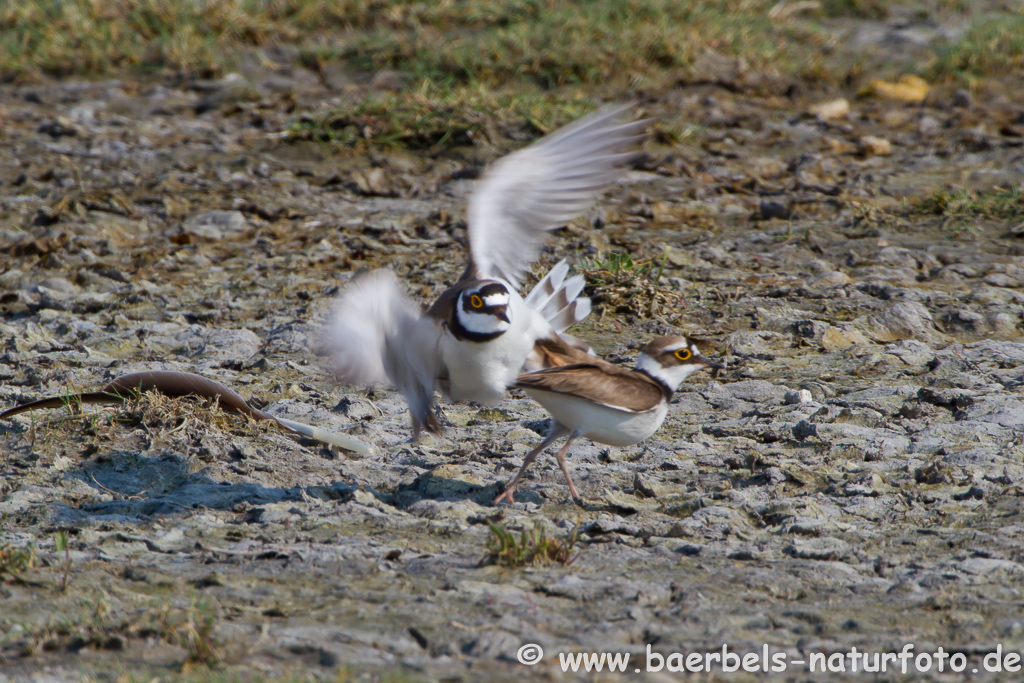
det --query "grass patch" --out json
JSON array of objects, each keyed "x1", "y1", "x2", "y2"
[
  {"x1": 930, "y1": 12, "x2": 1024, "y2": 82},
  {"x1": 585, "y1": 250, "x2": 669, "y2": 284},
  {"x1": 287, "y1": 82, "x2": 595, "y2": 149},
  {"x1": 0, "y1": 0, "x2": 408, "y2": 80},
  {"x1": 344, "y1": 0, "x2": 803, "y2": 90},
  {"x1": 54, "y1": 531, "x2": 72, "y2": 592},
  {"x1": 485, "y1": 522, "x2": 578, "y2": 567},
  {"x1": 820, "y1": 0, "x2": 889, "y2": 18},
  {"x1": 902, "y1": 185, "x2": 1023, "y2": 238},
  {"x1": 1, "y1": 0, "x2": 259, "y2": 79},
  {"x1": 915, "y1": 185, "x2": 1024, "y2": 220},
  {"x1": 6, "y1": 0, "x2": 1014, "y2": 91},
  {"x1": 2, "y1": 0, "x2": 834, "y2": 86}
]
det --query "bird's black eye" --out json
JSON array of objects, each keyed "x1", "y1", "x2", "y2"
[
  {"x1": 470, "y1": 294, "x2": 484, "y2": 309},
  {"x1": 674, "y1": 348, "x2": 692, "y2": 361}
]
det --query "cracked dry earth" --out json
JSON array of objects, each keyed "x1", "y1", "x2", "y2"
[{"x1": 3, "y1": 66, "x2": 1024, "y2": 683}]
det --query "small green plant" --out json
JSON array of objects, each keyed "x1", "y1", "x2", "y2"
[
  {"x1": 588, "y1": 251, "x2": 638, "y2": 276},
  {"x1": 485, "y1": 522, "x2": 579, "y2": 567},
  {"x1": 584, "y1": 249, "x2": 669, "y2": 284},
  {"x1": 59, "y1": 375, "x2": 85, "y2": 416},
  {"x1": 54, "y1": 531, "x2": 72, "y2": 592}
]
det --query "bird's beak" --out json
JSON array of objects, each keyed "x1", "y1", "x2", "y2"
[
  {"x1": 698, "y1": 357, "x2": 724, "y2": 370},
  {"x1": 494, "y1": 306, "x2": 510, "y2": 323}
]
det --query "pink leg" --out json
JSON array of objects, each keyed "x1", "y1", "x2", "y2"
[
  {"x1": 494, "y1": 425, "x2": 568, "y2": 505},
  {"x1": 554, "y1": 433, "x2": 582, "y2": 501}
]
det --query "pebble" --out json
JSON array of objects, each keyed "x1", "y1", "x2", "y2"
[
  {"x1": 918, "y1": 115, "x2": 941, "y2": 137},
  {"x1": 810, "y1": 98, "x2": 850, "y2": 121},
  {"x1": 952, "y1": 89, "x2": 973, "y2": 108},
  {"x1": 858, "y1": 135, "x2": 892, "y2": 156},
  {"x1": 784, "y1": 389, "x2": 814, "y2": 404},
  {"x1": 759, "y1": 199, "x2": 790, "y2": 220},
  {"x1": 179, "y1": 210, "x2": 251, "y2": 242}
]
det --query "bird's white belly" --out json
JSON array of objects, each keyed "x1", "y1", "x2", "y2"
[
  {"x1": 442, "y1": 342, "x2": 523, "y2": 404},
  {"x1": 440, "y1": 309, "x2": 539, "y2": 404},
  {"x1": 524, "y1": 390, "x2": 668, "y2": 447}
]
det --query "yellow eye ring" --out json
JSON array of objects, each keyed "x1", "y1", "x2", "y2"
[
  {"x1": 674, "y1": 348, "x2": 692, "y2": 361},
  {"x1": 470, "y1": 294, "x2": 483, "y2": 309}
]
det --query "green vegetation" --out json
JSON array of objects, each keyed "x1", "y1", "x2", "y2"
[
  {"x1": 54, "y1": 531, "x2": 71, "y2": 592},
  {"x1": 485, "y1": 522, "x2": 578, "y2": 567},
  {"x1": 5, "y1": 0, "x2": 1022, "y2": 159},
  {"x1": 879, "y1": 184, "x2": 1024, "y2": 238},
  {"x1": 1, "y1": 0, "x2": 805, "y2": 84},
  {"x1": 930, "y1": 13, "x2": 1024, "y2": 81},
  {"x1": 344, "y1": 0, "x2": 798, "y2": 90},
  {"x1": 288, "y1": 82, "x2": 595, "y2": 149},
  {"x1": 2, "y1": 0, "x2": 1021, "y2": 89},
  {"x1": 916, "y1": 185, "x2": 1024, "y2": 221},
  {"x1": 585, "y1": 250, "x2": 669, "y2": 285}
]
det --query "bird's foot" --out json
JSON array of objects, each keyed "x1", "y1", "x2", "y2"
[{"x1": 493, "y1": 488, "x2": 516, "y2": 506}]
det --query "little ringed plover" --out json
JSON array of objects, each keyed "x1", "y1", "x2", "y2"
[{"x1": 494, "y1": 335, "x2": 721, "y2": 505}]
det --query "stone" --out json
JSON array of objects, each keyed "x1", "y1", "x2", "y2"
[
  {"x1": 810, "y1": 98, "x2": 850, "y2": 121},
  {"x1": 784, "y1": 389, "x2": 814, "y2": 405},
  {"x1": 858, "y1": 135, "x2": 892, "y2": 156},
  {"x1": 179, "y1": 210, "x2": 251, "y2": 242}
]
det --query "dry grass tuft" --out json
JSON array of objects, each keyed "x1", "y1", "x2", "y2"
[
  {"x1": 0, "y1": 541, "x2": 38, "y2": 584},
  {"x1": 581, "y1": 250, "x2": 683, "y2": 321}
]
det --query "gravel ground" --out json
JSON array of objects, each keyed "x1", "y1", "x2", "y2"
[{"x1": 2, "y1": 17, "x2": 1024, "y2": 682}]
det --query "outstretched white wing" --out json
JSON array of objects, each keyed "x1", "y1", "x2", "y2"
[
  {"x1": 467, "y1": 103, "x2": 646, "y2": 288},
  {"x1": 326, "y1": 270, "x2": 442, "y2": 436}
]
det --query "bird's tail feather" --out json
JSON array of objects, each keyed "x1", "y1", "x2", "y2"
[{"x1": 523, "y1": 260, "x2": 591, "y2": 334}]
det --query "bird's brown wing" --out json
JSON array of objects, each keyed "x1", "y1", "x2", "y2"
[
  {"x1": 515, "y1": 362, "x2": 666, "y2": 413},
  {"x1": 529, "y1": 335, "x2": 594, "y2": 369}
]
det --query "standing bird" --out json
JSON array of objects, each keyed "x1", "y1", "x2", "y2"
[
  {"x1": 494, "y1": 336, "x2": 721, "y2": 505},
  {"x1": 328, "y1": 104, "x2": 646, "y2": 437}
]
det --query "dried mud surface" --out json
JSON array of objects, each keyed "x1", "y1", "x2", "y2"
[{"x1": 3, "y1": 25, "x2": 1024, "y2": 683}]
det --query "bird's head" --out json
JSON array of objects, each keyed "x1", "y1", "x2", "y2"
[
  {"x1": 635, "y1": 336, "x2": 721, "y2": 392},
  {"x1": 455, "y1": 281, "x2": 512, "y2": 338}
]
